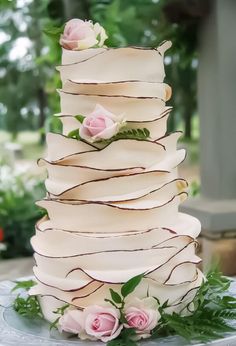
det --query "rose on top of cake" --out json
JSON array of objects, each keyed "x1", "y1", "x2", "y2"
[
  {"x1": 79, "y1": 104, "x2": 126, "y2": 143},
  {"x1": 60, "y1": 18, "x2": 108, "y2": 50}
]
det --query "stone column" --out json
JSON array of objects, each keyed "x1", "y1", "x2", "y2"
[{"x1": 181, "y1": 0, "x2": 236, "y2": 275}]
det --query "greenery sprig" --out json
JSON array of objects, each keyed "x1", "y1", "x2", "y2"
[
  {"x1": 107, "y1": 328, "x2": 137, "y2": 346},
  {"x1": 50, "y1": 304, "x2": 70, "y2": 330},
  {"x1": 105, "y1": 273, "x2": 144, "y2": 311},
  {"x1": 99, "y1": 128, "x2": 150, "y2": 144},
  {"x1": 12, "y1": 279, "x2": 36, "y2": 292},
  {"x1": 13, "y1": 295, "x2": 43, "y2": 319},
  {"x1": 151, "y1": 267, "x2": 236, "y2": 344},
  {"x1": 12, "y1": 280, "x2": 42, "y2": 319}
]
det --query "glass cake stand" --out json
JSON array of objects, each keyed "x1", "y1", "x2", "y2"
[{"x1": 0, "y1": 277, "x2": 236, "y2": 346}]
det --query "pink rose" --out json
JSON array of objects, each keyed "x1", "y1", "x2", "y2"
[
  {"x1": 58, "y1": 309, "x2": 83, "y2": 334},
  {"x1": 60, "y1": 19, "x2": 107, "y2": 50},
  {"x1": 124, "y1": 297, "x2": 160, "y2": 340},
  {"x1": 80, "y1": 305, "x2": 123, "y2": 342},
  {"x1": 79, "y1": 104, "x2": 125, "y2": 142}
]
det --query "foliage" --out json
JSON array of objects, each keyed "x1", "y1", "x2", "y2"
[
  {"x1": 189, "y1": 180, "x2": 200, "y2": 197},
  {"x1": 105, "y1": 273, "x2": 144, "y2": 311},
  {"x1": 50, "y1": 303, "x2": 70, "y2": 330},
  {"x1": 107, "y1": 328, "x2": 137, "y2": 346},
  {"x1": 0, "y1": 166, "x2": 45, "y2": 258},
  {"x1": 151, "y1": 267, "x2": 236, "y2": 343},
  {"x1": 43, "y1": 23, "x2": 65, "y2": 42},
  {"x1": 13, "y1": 295, "x2": 43, "y2": 319},
  {"x1": 99, "y1": 128, "x2": 150, "y2": 144},
  {"x1": 0, "y1": 0, "x2": 61, "y2": 138},
  {"x1": 12, "y1": 279, "x2": 36, "y2": 292},
  {"x1": 121, "y1": 273, "x2": 144, "y2": 298},
  {"x1": 12, "y1": 279, "x2": 42, "y2": 319}
]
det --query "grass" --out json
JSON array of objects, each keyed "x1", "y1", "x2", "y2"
[
  {"x1": 0, "y1": 130, "x2": 44, "y2": 161},
  {"x1": 22, "y1": 142, "x2": 44, "y2": 160}
]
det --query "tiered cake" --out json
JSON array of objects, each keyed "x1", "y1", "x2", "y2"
[{"x1": 30, "y1": 21, "x2": 203, "y2": 330}]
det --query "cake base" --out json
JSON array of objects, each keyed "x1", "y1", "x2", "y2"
[{"x1": 2, "y1": 277, "x2": 236, "y2": 345}]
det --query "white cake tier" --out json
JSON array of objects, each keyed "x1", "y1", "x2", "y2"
[
  {"x1": 30, "y1": 40, "x2": 204, "y2": 320},
  {"x1": 58, "y1": 42, "x2": 171, "y2": 83},
  {"x1": 31, "y1": 212, "x2": 202, "y2": 322}
]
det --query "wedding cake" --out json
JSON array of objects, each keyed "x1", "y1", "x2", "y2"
[{"x1": 30, "y1": 19, "x2": 204, "y2": 342}]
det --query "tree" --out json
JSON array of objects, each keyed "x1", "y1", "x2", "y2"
[
  {"x1": 0, "y1": 0, "x2": 60, "y2": 139},
  {"x1": 89, "y1": 0, "x2": 202, "y2": 138}
]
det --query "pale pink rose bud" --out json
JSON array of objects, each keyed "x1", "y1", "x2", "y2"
[
  {"x1": 58, "y1": 309, "x2": 83, "y2": 334},
  {"x1": 79, "y1": 104, "x2": 125, "y2": 142},
  {"x1": 60, "y1": 18, "x2": 107, "y2": 50},
  {"x1": 81, "y1": 305, "x2": 123, "y2": 342},
  {"x1": 124, "y1": 297, "x2": 160, "y2": 340}
]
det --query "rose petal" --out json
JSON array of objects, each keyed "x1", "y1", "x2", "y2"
[
  {"x1": 82, "y1": 305, "x2": 122, "y2": 342},
  {"x1": 101, "y1": 324, "x2": 123, "y2": 342},
  {"x1": 92, "y1": 104, "x2": 118, "y2": 121},
  {"x1": 77, "y1": 36, "x2": 98, "y2": 50},
  {"x1": 93, "y1": 23, "x2": 108, "y2": 46},
  {"x1": 104, "y1": 116, "x2": 115, "y2": 128},
  {"x1": 79, "y1": 125, "x2": 93, "y2": 140},
  {"x1": 59, "y1": 37, "x2": 79, "y2": 50},
  {"x1": 58, "y1": 309, "x2": 83, "y2": 334},
  {"x1": 92, "y1": 123, "x2": 119, "y2": 140}
]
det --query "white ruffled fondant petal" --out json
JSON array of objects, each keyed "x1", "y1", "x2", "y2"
[{"x1": 31, "y1": 41, "x2": 203, "y2": 325}]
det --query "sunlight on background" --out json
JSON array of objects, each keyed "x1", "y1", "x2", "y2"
[{"x1": 9, "y1": 37, "x2": 32, "y2": 61}]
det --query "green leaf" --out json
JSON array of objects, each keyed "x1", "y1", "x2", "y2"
[
  {"x1": 50, "y1": 316, "x2": 60, "y2": 331},
  {"x1": 68, "y1": 129, "x2": 80, "y2": 140},
  {"x1": 121, "y1": 273, "x2": 144, "y2": 298},
  {"x1": 161, "y1": 300, "x2": 169, "y2": 309},
  {"x1": 143, "y1": 128, "x2": 150, "y2": 137},
  {"x1": 98, "y1": 127, "x2": 150, "y2": 145},
  {"x1": 104, "y1": 298, "x2": 118, "y2": 308},
  {"x1": 53, "y1": 303, "x2": 70, "y2": 315},
  {"x1": 109, "y1": 289, "x2": 122, "y2": 304},
  {"x1": 107, "y1": 328, "x2": 137, "y2": 346},
  {"x1": 119, "y1": 313, "x2": 127, "y2": 324},
  {"x1": 153, "y1": 296, "x2": 160, "y2": 305},
  {"x1": 75, "y1": 115, "x2": 86, "y2": 123},
  {"x1": 12, "y1": 280, "x2": 36, "y2": 292},
  {"x1": 43, "y1": 24, "x2": 65, "y2": 41}
]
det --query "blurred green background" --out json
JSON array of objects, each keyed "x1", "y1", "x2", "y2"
[{"x1": 0, "y1": 0, "x2": 202, "y2": 258}]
